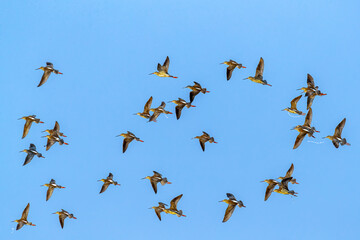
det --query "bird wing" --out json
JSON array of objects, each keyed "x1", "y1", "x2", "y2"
[
  {"x1": 255, "y1": 57, "x2": 264, "y2": 78},
  {"x1": 226, "y1": 65, "x2": 236, "y2": 81},
  {"x1": 265, "y1": 182, "x2": 277, "y2": 201},
  {"x1": 100, "y1": 182, "x2": 110, "y2": 193},
  {"x1": 160, "y1": 101, "x2": 166, "y2": 108},
  {"x1": 293, "y1": 132, "x2": 306, "y2": 149},
  {"x1": 54, "y1": 121, "x2": 60, "y2": 132},
  {"x1": 280, "y1": 177, "x2": 292, "y2": 190},
  {"x1": 50, "y1": 179, "x2": 56, "y2": 184},
  {"x1": 307, "y1": 74, "x2": 315, "y2": 88},
  {"x1": 163, "y1": 56, "x2": 170, "y2": 72},
  {"x1": 199, "y1": 139, "x2": 206, "y2": 151},
  {"x1": 46, "y1": 137, "x2": 56, "y2": 151},
  {"x1": 59, "y1": 214, "x2": 66, "y2": 229},
  {"x1": 149, "y1": 111, "x2": 161, "y2": 122},
  {"x1": 170, "y1": 194, "x2": 183, "y2": 210},
  {"x1": 155, "y1": 208, "x2": 162, "y2": 221},
  {"x1": 46, "y1": 62, "x2": 54, "y2": 67},
  {"x1": 306, "y1": 94, "x2": 315, "y2": 110},
  {"x1": 332, "y1": 139, "x2": 340, "y2": 148},
  {"x1": 150, "y1": 180, "x2": 158, "y2": 194},
  {"x1": 290, "y1": 95, "x2": 302, "y2": 109},
  {"x1": 304, "y1": 108, "x2": 313, "y2": 127},
  {"x1": 21, "y1": 203, "x2": 30, "y2": 220},
  {"x1": 157, "y1": 63, "x2": 162, "y2": 71},
  {"x1": 122, "y1": 138, "x2": 133, "y2": 153},
  {"x1": 38, "y1": 69, "x2": 52, "y2": 87},
  {"x1": 202, "y1": 131, "x2": 210, "y2": 137},
  {"x1": 22, "y1": 120, "x2": 33, "y2": 139},
  {"x1": 46, "y1": 187, "x2": 54, "y2": 201},
  {"x1": 107, "y1": 173, "x2": 114, "y2": 179},
  {"x1": 222, "y1": 204, "x2": 236, "y2": 223},
  {"x1": 153, "y1": 171, "x2": 162, "y2": 177},
  {"x1": 29, "y1": 143, "x2": 36, "y2": 151},
  {"x1": 175, "y1": 105, "x2": 185, "y2": 120},
  {"x1": 23, "y1": 153, "x2": 35, "y2": 166},
  {"x1": 189, "y1": 90, "x2": 200, "y2": 104},
  {"x1": 284, "y1": 163, "x2": 294, "y2": 178},
  {"x1": 226, "y1": 193, "x2": 236, "y2": 200},
  {"x1": 193, "y1": 81, "x2": 201, "y2": 87},
  {"x1": 334, "y1": 118, "x2": 346, "y2": 137},
  {"x1": 16, "y1": 222, "x2": 25, "y2": 230},
  {"x1": 143, "y1": 96, "x2": 153, "y2": 114}
]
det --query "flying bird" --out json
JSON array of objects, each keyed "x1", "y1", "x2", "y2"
[
  {"x1": 135, "y1": 96, "x2": 153, "y2": 119},
  {"x1": 298, "y1": 74, "x2": 326, "y2": 109},
  {"x1": 142, "y1": 171, "x2": 171, "y2": 194},
  {"x1": 43, "y1": 134, "x2": 69, "y2": 151},
  {"x1": 41, "y1": 179, "x2": 65, "y2": 201},
  {"x1": 221, "y1": 60, "x2": 246, "y2": 80},
  {"x1": 278, "y1": 163, "x2": 299, "y2": 184},
  {"x1": 323, "y1": 118, "x2": 350, "y2": 148},
  {"x1": 116, "y1": 131, "x2": 144, "y2": 153},
  {"x1": 36, "y1": 62, "x2": 63, "y2": 87},
  {"x1": 163, "y1": 194, "x2": 186, "y2": 218},
  {"x1": 273, "y1": 177, "x2": 298, "y2": 197},
  {"x1": 292, "y1": 108, "x2": 319, "y2": 149},
  {"x1": 13, "y1": 203, "x2": 36, "y2": 230},
  {"x1": 184, "y1": 81, "x2": 210, "y2": 103},
  {"x1": 219, "y1": 193, "x2": 245, "y2": 223},
  {"x1": 169, "y1": 98, "x2": 196, "y2": 120},
  {"x1": 243, "y1": 57, "x2": 271, "y2": 86},
  {"x1": 43, "y1": 121, "x2": 67, "y2": 137},
  {"x1": 98, "y1": 173, "x2": 121, "y2": 194},
  {"x1": 20, "y1": 143, "x2": 45, "y2": 166},
  {"x1": 53, "y1": 209, "x2": 76, "y2": 229},
  {"x1": 19, "y1": 115, "x2": 44, "y2": 139},
  {"x1": 193, "y1": 131, "x2": 217, "y2": 151},
  {"x1": 150, "y1": 202, "x2": 168, "y2": 221},
  {"x1": 261, "y1": 179, "x2": 279, "y2": 201},
  {"x1": 282, "y1": 95, "x2": 306, "y2": 116},
  {"x1": 149, "y1": 56, "x2": 177, "y2": 78},
  {"x1": 149, "y1": 102, "x2": 172, "y2": 122}
]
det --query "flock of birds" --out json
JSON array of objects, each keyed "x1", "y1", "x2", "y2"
[{"x1": 13, "y1": 56, "x2": 351, "y2": 230}]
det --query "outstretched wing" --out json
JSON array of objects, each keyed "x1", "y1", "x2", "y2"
[
  {"x1": 307, "y1": 74, "x2": 315, "y2": 88},
  {"x1": 46, "y1": 137, "x2": 56, "y2": 151},
  {"x1": 290, "y1": 95, "x2": 302, "y2": 109},
  {"x1": 123, "y1": 138, "x2": 133, "y2": 153},
  {"x1": 293, "y1": 132, "x2": 306, "y2": 149},
  {"x1": 150, "y1": 180, "x2": 158, "y2": 194},
  {"x1": 334, "y1": 118, "x2": 346, "y2": 138},
  {"x1": 23, "y1": 153, "x2": 35, "y2": 166},
  {"x1": 332, "y1": 139, "x2": 340, "y2": 148},
  {"x1": 189, "y1": 90, "x2": 199, "y2": 104},
  {"x1": 59, "y1": 215, "x2": 66, "y2": 229},
  {"x1": 38, "y1": 69, "x2": 52, "y2": 87},
  {"x1": 226, "y1": 65, "x2": 236, "y2": 81},
  {"x1": 54, "y1": 121, "x2": 60, "y2": 132},
  {"x1": 154, "y1": 208, "x2": 163, "y2": 221},
  {"x1": 163, "y1": 56, "x2": 170, "y2": 72},
  {"x1": 170, "y1": 194, "x2": 183, "y2": 210},
  {"x1": 100, "y1": 182, "x2": 110, "y2": 194},
  {"x1": 265, "y1": 182, "x2": 277, "y2": 201},
  {"x1": 143, "y1": 96, "x2": 153, "y2": 114},
  {"x1": 306, "y1": 94, "x2": 315, "y2": 110},
  {"x1": 22, "y1": 120, "x2": 33, "y2": 139},
  {"x1": 226, "y1": 193, "x2": 236, "y2": 200},
  {"x1": 149, "y1": 111, "x2": 161, "y2": 122},
  {"x1": 16, "y1": 222, "x2": 25, "y2": 230},
  {"x1": 199, "y1": 139, "x2": 206, "y2": 152},
  {"x1": 46, "y1": 187, "x2": 54, "y2": 201},
  {"x1": 29, "y1": 144, "x2": 36, "y2": 151},
  {"x1": 255, "y1": 57, "x2": 264, "y2": 78},
  {"x1": 21, "y1": 203, "x2": 30, "y2": 220},
  {"x1": 175, "y1": 105, "x2": 185, "y2": 120},
  {"x1": 304, "y1": 108, "x2": 313, "y2": 127},
  {"x1": 285, "y1": 163, "x2": 294, "y2": 178},
  {"x1": 222, "y1": 204, "x2": 236, "y2": 223}
]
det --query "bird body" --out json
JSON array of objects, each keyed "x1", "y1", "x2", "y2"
[
  {"x1": 273, "y1": 177, "x2": 298, "y2": 197},
  {"x1": 298, "y1": 74, "x2": 326, "y2": 109},
  {"x1": 220, "y1": 193, "x2": 245, "y2": 222},
  {"x1": 36, "y1": 62, "x2": 62, "y2": 87},
  {"x1": 185, "y1": 81, "x2": 210, "y2": 103},
  {"x1": 324, "y1": 118, "x2": 350, "y2": 148},
  {"x1": 13, "y1": 203, "x2": 36, "y2": 230},
  {"x1": 143, "y1": 171, "x2": 171, "y2": 194},
  {"x1": 42, "y1": 179, "x2": 65, "y2": 201},
  {"x1": 53, "y1": 209, "x2": 76, "y2": 229},
  {"x1": 292, "y1": 108, "x2": 319, "y2": 149},
  {"x1": 169, "y1": 98, "x2": 196, "y2": 120},
  {"x1": 163, "y1": 194, "x2": 186, "y2": 217},
  {"x1": 20, "y1": 144, "x2": 45, "y2": 166},
  {"x1": 150, "y1": 202, "x2": 168, "y2": 221},
  {"x1": 244, "y1": 57, "x2": 271, "y2": 86},
  {"x1": 261, "y1": 179, "x2": 279, "y2": 201},
  {"x1": 117, "y1": 131, "x2": 143, "y2": 153},
  {"x1": 149, "y1": 102, "x2": 172, "y2": 122},
  {"x1": 282, "y1": 95, "x2": 305, "y2": 115},
  {"x1": 193, "y1": 131, "x2": 217, "y2": 151},
  {"x1": 222, "y1": 60, "x2": 246, "y2": 80},
  {"x1": 98, "y1": 173, "x2": 120, "y2": 193},
  {"x1": 135, "y1": 96, "x2": 153, "y2": 119},
  {"x1": 19, "y1": 115, "x2": 44, "y2": 139},
  {"x1": 150, "y1": 56, "x2": 177, "y2": 78}
]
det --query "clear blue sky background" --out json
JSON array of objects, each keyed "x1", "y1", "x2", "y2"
[{"x1": 1, "y1": 1, "x2": 359, "y2": 239}]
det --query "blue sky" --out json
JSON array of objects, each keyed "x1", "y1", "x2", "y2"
[{"x1": 1, "y1": 0, "x2": 359, "y2": 239}]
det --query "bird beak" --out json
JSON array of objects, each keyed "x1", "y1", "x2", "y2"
[
  {"x1": 168, "y1": 112, "x2": 173, "y2": 114},
  {"x1": 39, "y1": 121, "x2": 44, "y2": 123},
  {"x1": 171, "y1": 76, "x2": 178, "y2": 79},
  {"x1": 64, "y1": 142, "x2": 69, "y2": 145},
  {"x1": 72, "y1": 217, "x2": 77, "y2": 219},
  {"x1": 149, "y1": 73, "x2": 154, "y2": 75},
  {"x1": 182, "y1": 215, "x2": 187, "y2": 217},
  {"x1": 206, "y1": 91, "x2": 210, "y2": 93},
  {"x1": 266, "y1": 84, "x2": 272, "y2": 87},
  {"x1": 32, "y1": 224, "x2": 36, "y2": 226},
  {"x1": 58, "y1": 72, "x2": 63, "y2": 74},
  {"x1": 213, "y1": 141, "x2": 218, "y2": 144},
  {"x1": 191, "y1": 105, "x2": 196, "y2": 107},
  {"x1": 139, "y1": 140, "x2": 144, "y2": 142},
  {"x1": 167, "y1": 182, "x2": 172, "y2": 184},
  {"x1": 315, "y1": 130, "x2": 320, "y2": 133},
  {"x1": 242, "y1": 66, "x2": 246, "y2": 68},
  {"x1": 320, "y1": 93, "x2": 327, "y2": 96},
  {"x1": 243, "y1": 78, "x2": 249, "y2": 80},
  {"x1": 41, "y1": 156, "x2": 45, "y2": 158},
  {"x1": 35, "y1": 68, "x2": 40, "y2": 70},
  {"x1": 62, "y1": 135, "x2": 67, "y2": 137}
]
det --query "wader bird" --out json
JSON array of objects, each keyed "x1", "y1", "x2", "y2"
[
  {"x1": 20, "y1": 143, "x2": 45, "y2": 166},
  {"x1": 19, "y1": 115, "x2": 44, "y2": 139},
  {"x1": 142, "y1": 171, "x2": 171, "y2": 194},
  {"x1": 292, "y1": 108, "x2": 319, "y2": 149},
  {"x1": 219, "y1": 193, "x2": 245, "y2": 222},
  {"x1": 135, "y1": 96, "x2": 153, "y2": 119},
  {"x1": 149, "y1": 101, "x2": 172, "y2": 122},
  {"x1": 116, "y1": 131, "x2": 144, "y2": 153},
  {"x1": 150, "y1": 56, "x2": 177, "y2": 78},
  {"x1": 273, "y1": 177, "x2": 298, "y2": 197},
  {"x1": 13, "y1": 203, "x2": 36, "y2": 230},
  {"x1": 98, "y1": 173, "x2": 120, "y2": 194},
  {"x1": 163, "y1": 194, "x2": 186, "y2": 218},
  {"x1": 36, "y1": 62, "x2": 63, "y2": 87},
  {"x1": 243, "y1": 57, "x2": 271, "y2": 86},
  {"x1": 324, "y1": 118, "x2": 350, "y2": 148},
  {"x1": 150, "y1": 202, "x2": 168, "y2": 221},
  {"x1": 193, "y1": 131, "x2": 217, "y2": 151},
  {"x1": 221, "y1": 60, "x2": 246, "y2": 80},
  {"x1": 53, "y1": 209, "x2": 76, "y2": 229},
  {"x1": 298, "y1": 74, "x2": 326, "y2": 109},
  {"x1": 185, "y1": 81, "x2": 210, "y2": 103},
  {"x1": 261, "y1": 179, "x2": 279, "y2": 201},
  {"x1": 278, "y1": 163, "x2": 299, "y2": 184},
  {"x1": 41, "y1": 179, "x2": 65, "y2": 201},
  {"x1": 282, "y1": 95, "x2": 306, "y2": 116},
  {"x1": 169, "y1": 98, "x2": 196, "y2": 120}
]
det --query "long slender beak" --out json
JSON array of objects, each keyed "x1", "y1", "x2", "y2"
[
  {"x1": 35, "y1": 68, "x2": 40, "y2": 70},
  {"x1": 149, "y1": 73, "x2": 154, "y2": 75},
  {"x1": 18, "y1": 118, "x2": 23, "y2": 120},
  {"x1": 72, "y1": 217, "x2": 77, "y2": 219},
  {"x1": 168, "y1": 112, "x2": 173, "y2": 114},
  {"x1": 41, "y1": 156, "x2": 45, "y2": 158},
  {"x1": 322, "y1": 137, "x2": 326, "y2": 139},
  {"x1": 243, "y1": 78, "x2": 248, "y2": 80},
  {"x1": 266, "y1": 84, "x2": 272, "y2": 87},
  {"x1": 213, "y1": 141, "x2": 218, "y2": 144}
]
